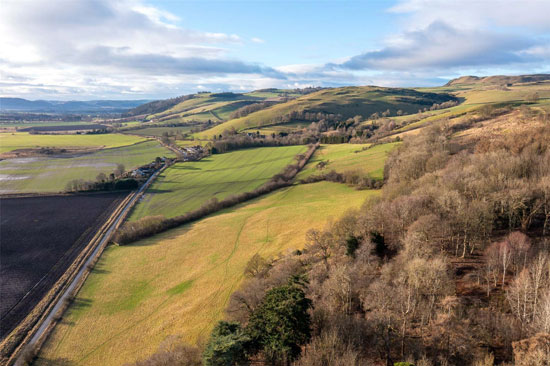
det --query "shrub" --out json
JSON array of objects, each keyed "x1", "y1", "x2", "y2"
[{"x1": 203, "y1": 321, "x2": 250, "y2": 366}]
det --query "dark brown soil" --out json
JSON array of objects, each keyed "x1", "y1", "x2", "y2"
[{"x1": 0, "y1": 192, "x2": 125, "y2": 339}]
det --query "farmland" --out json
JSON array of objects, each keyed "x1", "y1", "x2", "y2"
[
  {"x1": 121, "y1": 126, "x2": 195, "y2": 137},
  {"x1": 0, "y1": 192, "x2": 127, "y2": 338},
  {"x1": 37, "y1": 182, "x2": 377, "y2": 366},
  {"x1": 17, "y1": 124, "x2": 108, "y2": 133},
  {"x1": 0, "y1": 141, "x2": 174, "y2": 193},
  {"x1": 129, "y1": 145, "x2": 306, "y2": 220},
  {"x1": 0, "y1": 132, "x2": 146, "y2": 154},
  {"x1": 297, "y1": 142, "x2": 398, "y2": 181}
]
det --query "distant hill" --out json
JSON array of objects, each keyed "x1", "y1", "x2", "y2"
[
  {"x1": 200, "y1": 86, "x2": 458, "y2": 136},
  {"x1": 445, "y1": 74, "x2": 550, "y2": 86},
  {"x1": 125, "y1": 88, "x2": 322, "y2": 124},
  {"x1": 0, "y1": 98, "x2": 149, "y2": 113}
]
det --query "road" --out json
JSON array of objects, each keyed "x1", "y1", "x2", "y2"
[{"x1": 15, "y1": 169, "x2": 162, "y2": 365}]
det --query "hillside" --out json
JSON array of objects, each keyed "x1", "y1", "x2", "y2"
[
  {"x1": 124, "y1": 89, "x2": 319, "y2": 124},
  {"x1": 445, "y1": 73, "x2": 550, "y2": 86},
  {"x1": 199, "y1": 86, "x2": 457, "y2": 137}
]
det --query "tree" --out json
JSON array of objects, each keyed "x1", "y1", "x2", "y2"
[
  {"x1": 96, "y1": 172, "x2": 107, "y2": 183},
  {"x1": 246, "y1": 277, "x2": 312, "y2": 364},
  {"x1": 114, "y1": 163, "x2": 125, "y2": 177},
  {"x1": 203, "y1": 321, "x2": 250, "y2": 366}
]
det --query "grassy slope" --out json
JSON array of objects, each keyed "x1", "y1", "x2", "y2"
[
  {"x1": 297, "y1": 142, "x2": 399, "y2": 181},
  {"x1": 199, "y1": 86, "x2": 456, "y2": 137},
  {"x1": 37, "y1": 182, "x2": 376, "y2": 366},
  {"x1": 0, "y1": 133, "x2": 146, "y2": 153},
  {"x1": 0, "y1": 141, "x2": 175, "y2": 193},
  {"x1": 146, "y1": 93, "x2": 265, "y2": 124},
  {"x1": 129, "y1": 146, "x2": 307, "y2": 220}
]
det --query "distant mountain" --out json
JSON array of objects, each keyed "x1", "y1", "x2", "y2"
[
  {"x1": 445, "y1": 74, "x2": 550, "y2": 86},
  {"x1": 0, "y1": 98, "x2": 150, "y2": 113}
]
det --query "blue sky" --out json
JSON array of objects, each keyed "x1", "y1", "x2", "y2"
[{"x1": 1, "y1": 0, "x2": 549, "y2": 100}]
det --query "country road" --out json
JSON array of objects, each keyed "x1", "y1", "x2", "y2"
[{"x1": 13, "y1": 168, "x2": 163, "y2": 365}]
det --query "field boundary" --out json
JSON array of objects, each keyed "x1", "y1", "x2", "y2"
[{"x1": 115, "y1": 143, "x2": 319, "y2": 245}]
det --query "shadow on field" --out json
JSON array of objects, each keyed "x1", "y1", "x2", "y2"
[
  {"x1": 144, "y1": 188, "x2": 173, "y2": 194},
  {"x1": 71, "y1": 298, "x2": 93, "y2": 312},
  {"x1": 90, "y1": 267, "x2": 110, "y2": 275},
  {"x1": 127, "y1": 226, "x2": 193, "y2": 247},
  {"x1": 172, "y1": 165, "x2": 202, "y2": 170}
]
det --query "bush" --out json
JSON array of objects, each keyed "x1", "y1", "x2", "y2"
[{"x1": 203, "y1": 321, "x2": 250, "y2": 366}]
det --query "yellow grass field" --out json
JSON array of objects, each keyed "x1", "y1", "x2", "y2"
[
  {"x1": 37, "y1": 182, "x2": 376, "y2": 366},
  {"x1": 0, "y1": 132, "x2": 147, "y2": 153}
]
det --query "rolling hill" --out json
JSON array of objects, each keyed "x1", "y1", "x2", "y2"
[
  {"x1": 198, "y1": 86, "x2": 458, "y2": 137},
  {"x1": 124, "y1": 89, "x2": 318, "y2": 124}
]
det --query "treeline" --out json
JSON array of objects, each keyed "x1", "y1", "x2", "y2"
[
  {"x1": 299, "y1": 169, "x2": 383, "y2": 190},
  {"x1": 209, "y1": 130, "x2": 317, "y2": 154},
  {"x1": 65, "y1": 164, "x2": 138, "y2": 192},
  {"x1": 125, "y1": 95, "x2": 195, "y2": 117},
  {"x1": 229, "y1": 101, "x2": 278, "y2": 119},
  {"x1": 114, "y1": 144, "x2": 319, "y2": 244}
]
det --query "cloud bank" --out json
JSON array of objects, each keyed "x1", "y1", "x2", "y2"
[{"x1": 0, "y1": 0, "x2": 549, "y2": 99}]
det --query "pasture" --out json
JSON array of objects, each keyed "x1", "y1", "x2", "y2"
[
  {"x1": 0, "y1": 141, "x2": 174, "y2": 193},
  {"x1": 0, "y1": 192, "x2": 126, "y2": 338},
  {"x1": 0, "y1": 132, "x2": 146, "y2": 154},
  {"x1": 122, "y1": 126, "x2": 195, "y2": 137},
  {"x1": 129, "y1": 145, "x2": 306, "y2": 220},
  {"x1": 37, "y1": 182, "x2": 377, "y2": 366},
  {"x1": 297, "y1": 142, "x2": 398, "y2": 181}
]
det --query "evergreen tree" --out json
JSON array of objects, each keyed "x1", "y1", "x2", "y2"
[{"x1": 246, "y1": 277, "x2": 312, "y2": 364}]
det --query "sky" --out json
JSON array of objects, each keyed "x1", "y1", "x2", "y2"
[{"x1": 1, "y1": 0, "x2": 549, "y2": 100}]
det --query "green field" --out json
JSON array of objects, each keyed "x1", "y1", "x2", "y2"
[
  {"x1": 297, "y1": 142, "x2": 398, "y2": 181},
  {"x1": 129, "y1": 145, "x2": 307, "y2": 220},
  {"x1": 199, "y1": 86, "x2": 457, "y2": 137},
  {"x1": 0, "y1": 132, "x2": 146, "y2": 153},
  {"x1": 122, "y1": 126, "x2": 195, "y2": 137},
  {"x1": 0, "y1": 141, "x2": 174, "y2": 193},
  {"x1": 37, "y1": 182, "x2": 377, "y2": 366}
]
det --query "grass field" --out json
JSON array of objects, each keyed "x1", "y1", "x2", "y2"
[
  {"x1": 0, "y1": 141, "x2": 174, "y2": 193},
  {"x1": 297, "y1": 142, "x2": 398, "y2": 181},
  {"x1": 37, "y1": 182, "x2": 377, "y2": 366},
  {"x1": 122, "y1": 126, "x2": 195, "y2": 137},
  {"x1": 0, "y1": 132, "x2": 146, "y2": 153},
  {"x1": 129, "y1": 146, "x2": 307, "y2": 220}
]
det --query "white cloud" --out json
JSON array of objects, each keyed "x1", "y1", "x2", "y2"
[
  {"x1": 0, "y1": 0, "x2": 276, "y2": 99},
  {"x1": 251, "y1": 37, "x2": 265, "y2": 44},
  {"x1": 389, "y1": 0, "x2": 550, "y2": 31}
]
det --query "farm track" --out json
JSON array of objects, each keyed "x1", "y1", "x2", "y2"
[{"x1": 4, "y1": 168, "x2": 165, "y2": 366}]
